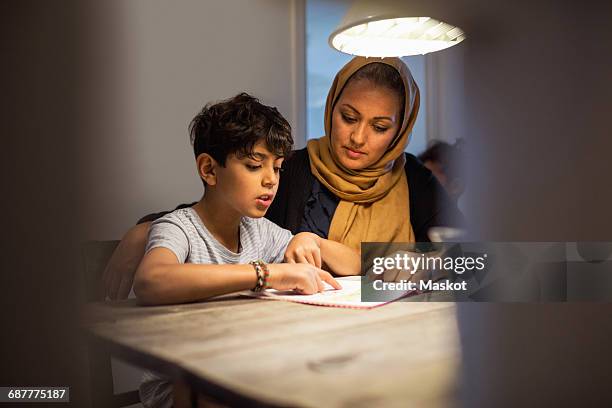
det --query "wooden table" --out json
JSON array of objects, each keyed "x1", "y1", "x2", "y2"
[{"x1": 82, "y1": 294, "x2": 460, "y2": 407}]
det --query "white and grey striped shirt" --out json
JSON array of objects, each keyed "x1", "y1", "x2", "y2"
[{"x1": 139, "y1": 206, "x2": 293, "y2": 408}]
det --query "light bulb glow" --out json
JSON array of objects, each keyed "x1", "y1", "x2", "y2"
[{"x1": 330, "y1": 16, "x2": 465, "y2": 57}]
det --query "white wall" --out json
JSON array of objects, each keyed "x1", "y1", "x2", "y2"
[
  {"x1": 78, "y1": 0, "x2": 305, "y2": 240},
  {"x1": 425, "y1": 44, "x2": 466, "y2": 145}
]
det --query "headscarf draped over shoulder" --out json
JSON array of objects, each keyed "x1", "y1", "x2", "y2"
[{"x1": 307, "y1": 57, "x2": 420, "y2": 250}]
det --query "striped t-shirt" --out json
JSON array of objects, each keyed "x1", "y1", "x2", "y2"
[{"x1": 139, "y1": 206, "x2": 293, "y2": 408}]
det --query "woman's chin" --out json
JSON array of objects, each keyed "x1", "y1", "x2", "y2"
[{"x1": 338, "y1": 154, "x2": 369, "y2": 171}]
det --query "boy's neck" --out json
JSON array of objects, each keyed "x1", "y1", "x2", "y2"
[{"x1": 192, "y1": 196, "x2": 241, "y2": 253}]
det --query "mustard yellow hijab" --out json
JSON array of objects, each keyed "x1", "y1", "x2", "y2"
[{"x1": 306, "y1": 57, "x2": 420, "y2": 251}]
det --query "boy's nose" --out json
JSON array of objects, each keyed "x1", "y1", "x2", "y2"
[{"x1": 262, "y1": 168, "x2": 278, "y2": 187}]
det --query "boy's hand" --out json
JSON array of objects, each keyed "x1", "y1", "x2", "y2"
[
  {"x1": 284, "y1": 232, "x2": 322, "y2": 268},
  {"x1": 268, "y1": 263, "x2": 341, "y2": 294}
]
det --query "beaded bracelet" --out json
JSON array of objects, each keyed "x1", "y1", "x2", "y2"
[{"x1": 250, "y1": 259, "x2": 270, "y2": 292}]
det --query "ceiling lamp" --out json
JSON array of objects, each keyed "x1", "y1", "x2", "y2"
[{"x1": 329, "y1": 1, "x2": 466, "y2": 57}]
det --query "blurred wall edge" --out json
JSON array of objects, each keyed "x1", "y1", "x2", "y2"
[
  {"x1": 0, "y1": 0, "x2": 86, "y2": 405},
  {"x1": 453, "y1": 0, "x2": 612, "y2": 406}
]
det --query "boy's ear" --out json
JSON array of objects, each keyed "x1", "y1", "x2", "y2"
[{"x1": 196, "y1": 153, "x2": 217, "y2": 186}]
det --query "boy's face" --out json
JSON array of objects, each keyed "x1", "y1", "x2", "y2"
[{"x1": 212, "y1": 141, "x2": 284, "y2": 218}]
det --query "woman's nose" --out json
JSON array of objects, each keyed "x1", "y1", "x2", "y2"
[{"x1": 349, "y1": 123, "x2": 367, "y2": 146}]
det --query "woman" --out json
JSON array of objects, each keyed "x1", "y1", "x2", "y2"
[
  {"x1": 267, "y1": 56, "x2": 461, "y2": 250},
  {"x1": 104, "y1": 56, "x2": 462, "y2": 299}
]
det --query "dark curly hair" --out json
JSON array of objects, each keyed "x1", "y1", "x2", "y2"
[{"x1": 189, "y1": 93, "x2": 293, "y2": 166}]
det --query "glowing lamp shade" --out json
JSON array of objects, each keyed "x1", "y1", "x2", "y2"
[{"x1": 329, "y1": 1, "x2": 466, "y2": 57}]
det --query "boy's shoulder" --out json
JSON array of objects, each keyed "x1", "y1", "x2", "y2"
[
  {"x1": 152, "y1": 207, "x2": 194, "y2": 227},
  {"x1": 153, "y1": 209, "x2": 291, "y2": 239}
]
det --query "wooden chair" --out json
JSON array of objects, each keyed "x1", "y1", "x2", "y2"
[{"x1": 82, "y1": 240, "x2": 141, "y2": 408}]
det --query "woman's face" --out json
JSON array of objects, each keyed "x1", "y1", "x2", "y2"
[{"x1": 330, "y1": 79, "x2": 402, "y2": 170}]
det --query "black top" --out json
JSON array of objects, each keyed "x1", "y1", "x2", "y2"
[
  {"x1": 139, "y1": 148, "x2": 463, "y2": 242},
  {"x1": 138, "y1": 202, "x2": 195, "y2": 224},
  {"x1": 265, "y1": 148, "x2": 463, "y2": 242},
  {"x1": 297, "y1": 178, "x2": 340, "y2": 238}
]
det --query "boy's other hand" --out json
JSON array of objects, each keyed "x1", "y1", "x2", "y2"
[
  {"x1": 268, "y1": 263, "x2": 341, "y2": 295},
  {"x1": 284, "y1": 232, "x2": 322, "y2": 268},
  {"x1": 103, "y1": 222, "x2": 150, "y2": 300}
]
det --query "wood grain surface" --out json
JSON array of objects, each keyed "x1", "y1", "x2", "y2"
[{"x1": 82, "y1": 296, "x2": 459, "y2": 407}]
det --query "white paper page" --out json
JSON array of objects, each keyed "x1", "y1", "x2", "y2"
[{"x1": 245, "y1": 276, "x2": 410, "y2": 309}]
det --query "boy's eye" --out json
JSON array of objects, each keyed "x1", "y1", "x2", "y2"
[
  {"x1": 246, "y1": 164, "x2": 262, "y2": 170},
  {"x1": 274, "y1": 167, "x2": 284, "y2": 173}
]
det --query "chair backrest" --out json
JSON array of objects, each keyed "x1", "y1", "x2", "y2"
[
  {"x1": 82, "y1": 240, "x2": 120, "y2": 302},
  {"x1": 82, "y1": 240, "x2": 140, "y2": 408}
]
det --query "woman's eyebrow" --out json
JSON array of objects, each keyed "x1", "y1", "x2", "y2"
[
  {"x1": 372, "y1": 116, "x2": 394, "y2": 122},
  {"x1": 342, "y1": 104, "x2": 394, "y2": 122},
  {"x1": 341, "y1": 104, "x2": 360, "y2": 114}
]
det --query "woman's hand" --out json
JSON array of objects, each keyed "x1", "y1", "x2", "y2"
[
  {"x1": 267, "y1": 263, "x2": 341, "y2": 294},
  {"x1": 103, "y1": 222, "x2": 150, "y2": 299},
  {"x1": 284, "y1": 232, "x2": 323, "y2": 268}
]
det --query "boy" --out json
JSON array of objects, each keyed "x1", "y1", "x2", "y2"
[{"x1": 136, "y1": 93, "x2": 360, "y2": 407}]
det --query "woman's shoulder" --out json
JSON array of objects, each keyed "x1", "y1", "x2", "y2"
[
  {"x1": 402, "y1": 151, "x2": 465, "y2": 233},
  {"x1": 280, "y1": 147, "x2": 313, "y2": 182},
  {"x1": 403, "y1": 151, "x2": 427, "y2": 171},
  {"x1": 267, "y1": 147, "x2": 315, "y2": 232},
  {"x1": 284, "y1": 147, "x2": 310, "y2": 168},
  {"x1": 403, "y1": 152, "x2": 436, "y2": 188}
]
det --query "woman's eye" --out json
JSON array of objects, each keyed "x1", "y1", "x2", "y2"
[
  {"x1": 342, "y1": 114, "x2": 357, "y2": 124},
  {"x1": 274, "y1": 167, "x2": 284, "y2": 173},
  {"x1": 374, "y1": 126, "x2": 389, "y2": 133},
  {"x1": 246, "y1": 164, "x2": 262, "y2": 170}
]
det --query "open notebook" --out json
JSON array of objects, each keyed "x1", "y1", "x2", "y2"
[{"x1": 244, "y1": 276, "x2": 414, "y2": 309}]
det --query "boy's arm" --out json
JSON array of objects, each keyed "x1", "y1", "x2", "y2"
[
  {"x1": 134, "y1": 247, "x2": 341, "y2": 305},
  {"x1": 134, "y1": 247, "x2": 258, "y2": 305}
]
